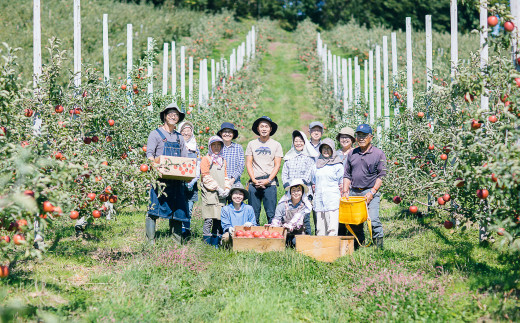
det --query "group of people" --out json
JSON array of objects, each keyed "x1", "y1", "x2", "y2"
[{"x1": 145, "y1": 103, "x2": 387, "y2": 249}]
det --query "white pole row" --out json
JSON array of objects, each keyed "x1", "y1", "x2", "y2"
[
  {"x1": 73, "y1": 0, "x2": 81, "y2": 88},
  {"x1": 33, "y1": 0, "x2": 42, "y2": 89}
]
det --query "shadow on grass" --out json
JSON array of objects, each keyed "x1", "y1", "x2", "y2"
[{"x1": 408, "y1": 216, "x2": 520, "y2": 293}]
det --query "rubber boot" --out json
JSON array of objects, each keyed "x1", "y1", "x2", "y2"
[
  {"x1": 75, "y1": 216, "x2": 87, "y2": 238},
  {"x1": 169, "y1": 219, "x2": 183, "y2": 244},
  {"x1": 375, "y1": 237, "x2": 384, "y2": 249},
  {"x1": 145, "y1": 216, "x2": 156, "y2": 245}
]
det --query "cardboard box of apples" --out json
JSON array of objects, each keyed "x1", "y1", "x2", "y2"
[
  {"x1": 232, "y1": 226, "x2": 286, "y2": 253},
  {"x1": 154, "y1": 156, "x2": 197, "y2": 181}
]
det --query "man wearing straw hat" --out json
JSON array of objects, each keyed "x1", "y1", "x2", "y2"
[
  {"x1": 245, "y1": 116, "x2": 283, "y2": 224},
  {"x1": 342, "y1": 124, "x2": 386, "y2": 249}
]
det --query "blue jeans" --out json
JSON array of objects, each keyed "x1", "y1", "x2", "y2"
[
  {"x1": 349, "y1": 188, "x2": 384, "y2": 240},
  {"x1": 248, "y1": 184, "x2": 277, "y2": 224},
  {"x1": 182, "y1": 200, "x2": 194, "y2": 233}
]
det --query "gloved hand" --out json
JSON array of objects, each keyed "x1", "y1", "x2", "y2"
[
  {"x1": 222, "y1": 189, "x2": 230, "y2": 197},
  {"x1": 283, "y1": 223, "x2": 294, "y2": 231},
  {"x1": 244, "y1": 222, "x2": 253, "y2": 228},
  {"x1": 186, "y1": 182, "x2": 194, "y2": 191},
  {"x1": 228, "y1": 227, "x2": 235, "y2": 234},
  {"x1": 217, "y1": 187, "x2": 226, "y2": 197}
]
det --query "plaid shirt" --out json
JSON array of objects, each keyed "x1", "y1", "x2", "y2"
[
  {"x1": 222, "y1": 142, "x2": 245, "y2": 183},
  {"x1": 282, "y1": 154, "x2": 315, "y2": 188}
]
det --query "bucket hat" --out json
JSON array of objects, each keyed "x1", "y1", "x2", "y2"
[
  {"x1": 252, "y1": 116, "x2": 278, "y2": 136},
  {"x1": 336, "y1": 126, "x2": 356, "y2": 142},
  {"x1": 160, "y1": 103, "x2": 185, "y2": 123},
  {"x1": 217, "y1": 122, "x2": 239, "y2": 140},
  {"x1": 229, "y1": 182, "x2": 249, "y2": 200},
  {"x1": 285, "y1": 178, "x2": 309, "y2": 195}
]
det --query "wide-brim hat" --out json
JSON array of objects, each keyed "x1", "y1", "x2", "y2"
[
  {"x1": 336, "y1": 126, "x2": 356, "y2": 142},
  {"x1": 285, "y1": 178, "x2": 309, "y2": 195},
  {"x1": 160, "y1": 103, "x2": 185, "y2": 123},
  {"x1": 217, "y1": 122, "x2": 238, "y2": 140},
  {"x1": 229, "y1": 182, "x2": 249, "y2": 200},
  {"x1": 252, "y1": 116, "x2": 278, "y2": 136}
]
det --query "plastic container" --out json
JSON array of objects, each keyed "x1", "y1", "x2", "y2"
[{"x1": 339, "y1": 196, "x2": 368, "y2": 224}]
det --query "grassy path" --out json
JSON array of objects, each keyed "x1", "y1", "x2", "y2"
[{"x1": 240, "y1": 31, "x2": 319, "y2": 151}]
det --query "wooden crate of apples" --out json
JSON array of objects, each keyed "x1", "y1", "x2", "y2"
[{"x1": 232, "y1": 226, "x2": 286, "y2": 253}]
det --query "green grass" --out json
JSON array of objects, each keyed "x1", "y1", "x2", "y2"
[{"x1": 2, "y1": 200, "x2": 518, "y2": 321}]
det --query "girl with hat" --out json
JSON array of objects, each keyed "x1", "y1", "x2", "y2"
[
  {"x1": 145, "y1": 103, "x2": 189, "y2": 244},
  {"x1": 217, "y1": 122, "x2": 245, "y2": 185},
  {"x1": 179, "y1": 121, "x2": 200, "y2": 239},
  {"x1": 271, "y1": 178, "x2": 313, "y2": 247},
  {"x1": 281, "y1": 130, "x2": 318, "y2": 235},
  {"x1": 336, "y1": 126, "x2": 356, "y2": 166},
  {"x1": 220, "y1": 183, "x2": 257, "y2": 247},
  {"x1": 311, "y1": 138, "x2": 344, "y2": 236},
  {"x1": 200, "y1": 136, "x2": 233, "y2": 245}
]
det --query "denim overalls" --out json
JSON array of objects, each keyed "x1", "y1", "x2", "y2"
[{"x1": 148, "y1": 129, "x2": 189, "y2": 222}]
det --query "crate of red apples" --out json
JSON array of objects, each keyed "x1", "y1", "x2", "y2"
[{"x1": 232, "y1": 226, "x2": 286, "y2": 253}]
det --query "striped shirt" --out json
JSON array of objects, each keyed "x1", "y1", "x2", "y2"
[
  {"x1": 222, "y1": 142, "x2": 245, "y2": 183},
  {"x1": 281, "y1": 154, "x2": 315, "y2": 188}
]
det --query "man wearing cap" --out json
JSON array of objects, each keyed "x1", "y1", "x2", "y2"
[
  {"x1": 217, "y1": 122, "x2": 245, "y2": 184},
  {"x1": 309, "y1": 121, "x2": 324, "y2": 158},
  {"x1": 245, "y1": 116, "x2": 283, "y2": 224},
  {"x1": 145, "y1": 103, "x2": 189, "y2": 244},
  {"x1": 220, "y1": 183, "x2": 257, "y2": 247},
  {"x1": 342, "y1": 124, "x2": 387, "y2": 248}
]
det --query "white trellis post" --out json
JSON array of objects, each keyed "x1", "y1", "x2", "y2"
[
  {"x1": 171, "y1": 41, "x2": 176, "y2": 101},
  {"x1": 198, "y1": 60, "x2": 203, "y2": 106},
  {"x1": 333, "y1": 55, "x2": 338, "y2": 99},
  {"x1": 355, "y1": 63, "x2": 361, "y2": 109},
  {"x1": 180, "y1": 46, "x2": 185, "y2": 102},
  {"x1": 328, "y1": 50, "x2": 332, "y2": 72},
  {"x1": 127, "y1": 24, "x2": 132, "y2": 86},
  {"x1": 369, "y1": 51, "x2": 374, "y2": 124},
  {"x1": 162, "y1": 43, "x2": 168, "y2": 95},
  {"x1": 73, "y1": 0, "x2": 81, "y2": 88},
  {"x1": 376, "y1": 45, "x2": 382, "y2": 121},
  {"x1": 211, "y1": 59, "x2": 215, "y2": 97},
  {"x1": 364, "y1": 60, "x2": 368, "y2": 103},
  {"x1": 189, "y1": 56, "x2": 193, "y2": 106},
  {"x1": 426, "y1": 15, "x2": 433, "y2": 92},
  {"x1": 252, "y1": 26, "x2": 256, "y2": 59},
  {"x1": 33, "y1": 0, "x2": 42, "y2": 89},
  {"x1": 512, "y1": 0, "x2": 520, "y2": 66},
  {"x1": 383, "y1": 36, "x2": 390, "y2": 129},
  {"x1": 147, "y1": 37, "x2": 153, "y2": 111},
  {"x1": 406, "y1": 17, "x2": 414, "y2": 111},
  {"x1": 323, "y1": 48, "x2": 328, "y2": 83},
  {"x1": 480, "y1": 0, "x2": 489, "y2": 110},
  {"x1": 391, "y1": 32, "x2": 399, "y2": 116},
  {"x1": 203, "y1": 59, "x2": 209, "y2": 103},
  {"x1": 103, "y1": 14, "x2": 109, "y2": 84},
  {"x1": 342, "y1": 58, "x2": 348, "y2": 114},
  {"x1": 451, "y1": 0, "x2": 458, "y2": 78},
  {"x1": 391, "y1": 32, "x2": 398, "y2": 88},
  {"x1": 348, "y1": 58, "x2": 353, "y2": 104}
]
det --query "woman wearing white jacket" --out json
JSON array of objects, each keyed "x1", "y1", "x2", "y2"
[{"x1": 311, "y1": 138, "x2": 344, "y2": 236}]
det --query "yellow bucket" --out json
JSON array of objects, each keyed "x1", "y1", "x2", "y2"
[{"x1": 339, "y1": 196, "x2": 368, "y2": 225}]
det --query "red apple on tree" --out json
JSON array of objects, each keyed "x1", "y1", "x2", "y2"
[
  {"x1": 504, "y1": 21, "x2": 515, "y2": 32},
  {"x1": 393, "y1": 196, "x2": 402, "y2": 204},
  {"x1": 487, "y1": 16, "x2": 498, "y2": 27},
  {"x1": 409, "y1": 206, "x2": 418, "y2": 214},
  {"x1": 477, "y1": 189, "x2": 489, "y2": 199},
  {"x1": 444, "y1": 220, "x2": 454, "y2": 229}
]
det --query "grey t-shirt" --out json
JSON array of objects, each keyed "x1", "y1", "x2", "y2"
[{"x1": 146, "y1": 127, "x2": 188, "y2": 158}]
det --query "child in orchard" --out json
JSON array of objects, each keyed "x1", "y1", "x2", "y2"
[
  {"x1": 220, "y1": 183, "x2": 256, "y2": 247},
  {"x1": 200, "y1": 136, "x2": 232, "y2": 245}
]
